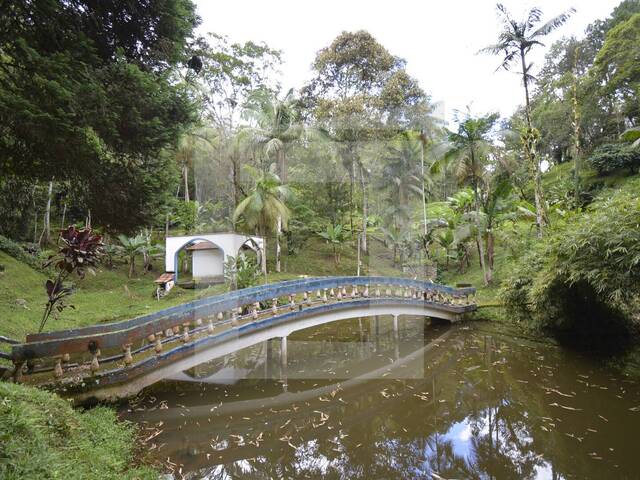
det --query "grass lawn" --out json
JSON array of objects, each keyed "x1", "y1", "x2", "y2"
[{"x1": 0, "y1": 381, "x2": 158, "y2": 479}]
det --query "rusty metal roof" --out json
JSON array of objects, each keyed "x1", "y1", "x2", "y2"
[
  {"x1": 186, "y1": 242, "x2": 218, "y2": 251},
  {"x1": 154, "y1": 273, "x2": 175, "y2": 283}
]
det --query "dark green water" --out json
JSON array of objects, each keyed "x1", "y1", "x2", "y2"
[{"x1": 121, "y1": 317, "x2": 640, "y2": 479}]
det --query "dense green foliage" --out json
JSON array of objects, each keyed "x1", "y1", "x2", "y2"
[
  {"x1": 0, "y1": 0, "x2": 198, "y2": 233},
  {"x1": 588, "y1": 143, "x2": 640, "y2": 175},
  {"x1": 0, "y1": 382, "x2": 157, "y2": 479},
  {"x1": 502, "y1": 178, "x2": 640, "y2": 336}
]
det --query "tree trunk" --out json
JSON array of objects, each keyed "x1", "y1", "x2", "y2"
[
  {"x1": 419, "y1": 132, "x2": 428, "y2": 237},
  {"x1": 260, "y1": 236, "x2": 267, "y2": 275},
  {"x1": 183, "y1": 164, "x2": 190, "y2": 203},
  {"x1": 571, "y1": 48, "x2": 582, "y2": 206},
  {"x1": 277, "y1": 148, "x2": 287, "y2": 183},
  {"x1": 472, "y1": 174, "x2": 490, "y2": 285},
  {"x1": 487, "y1": 229, "x2": 494, "y2": 270},
  {"x1": 40, "y1": 180, "x2": 53, "y2": 247},
  {"x1": 128, "y1": 256, "x2": 135, "y2": 278},
  {"x1": 275, "y1": 216, "x2": 282, "y2": 273},
  {"x1": 359, "y1": 164, "x2": 368, "y2": 255},
  {"x1": 521, "y1": 48, "x2": 548, "y2": 237},
  {"x1": 60, "y1": 202, "x2": 67, "y2": 231}
]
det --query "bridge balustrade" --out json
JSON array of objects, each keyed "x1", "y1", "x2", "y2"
[{"x1": 9, "y1": 276, "x2": 476, "y2": 388}]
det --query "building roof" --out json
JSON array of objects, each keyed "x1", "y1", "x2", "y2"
[
  {"x1": 186, "y1": 242, "x2": 219, "y2": 251},
  {"x1": 154, "y1": 273, "x2": 175, "y2": 284}
]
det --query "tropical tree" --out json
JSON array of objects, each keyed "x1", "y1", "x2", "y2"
[
  {"x1": 382, "y1": 132, "x2": 425, "y2": 216},
  {"x1": 481, "y1": 173, "x2": 514, "y2": 270},
  {"x1": 242, "y1": 88, "x2": 302, "y2": 272},
  {"x1": 318, "y1": 224, "x2": 349, "y2": 265},
  {"x1": 117, "y1": 234, "x2": 146, "y2": 278},
  {"x1": 481, "y1": 3, "x2": 574, "y2": 236},
  {"x1": 442, "y1": 112, "x2": 499, "y2": 285},
  {"x1": 233, "y1": 166, "x2": 291, "y2": 274},
  {"x1": 302, "y1": 30, "x2": 432, "y2": 254}
]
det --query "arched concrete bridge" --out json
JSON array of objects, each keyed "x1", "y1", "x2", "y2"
[{"x1": 9, "y1": 276, "x2": 476, "y2": 402}]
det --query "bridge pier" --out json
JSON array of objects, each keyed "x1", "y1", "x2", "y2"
[
  {"x1": 393, "y1": 315, "x2": 400, "y2": 361},
  {"x1": 280, "y1": 336, "x2": 288, "y2": 392}
]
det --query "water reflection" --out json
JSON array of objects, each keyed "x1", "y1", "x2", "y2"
[{"x1": 121, "y1": 317, "x2": 640, "y2": 479}]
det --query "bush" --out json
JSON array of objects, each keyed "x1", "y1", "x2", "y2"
[
  {"x1": 0, "y1": 382, "x2": 157, "y2": 480},
  {"x1": 501, "y1": 178, "x2": 640, "y2": 341},
  {"x1": 587, "y1": 143, "x2": 640, "y2": 175},
  {"x1": 0, "y1": 235, "x2": 41, "y2": 270}
]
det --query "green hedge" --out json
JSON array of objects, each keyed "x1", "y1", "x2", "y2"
[{"x1": 587, "y1": 143, "x2": 640, "y2": 176}]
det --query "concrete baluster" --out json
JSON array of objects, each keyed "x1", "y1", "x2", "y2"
[
  {"x1": 54, "y1": 358, "x2": 63, "y2": 378},
  {"x1": 123, "y1": 344, "x2": 133, "y2": 364},
  {"x1": 272, "y1": 298, "x2": 278, "y2": 314},
  {"x1": 90, "y1": 352, "x2": 100, "y2": 373},
  {"x1": 208, "y1": 318, "x2": 215, "y2": 333},
  {"x1": 363, "y1": 284, "x2": 369, "y2": 297},
  {"x1": 182, "y1": 323, "x2": 190, "y2": 342},
  {"x1": 154, "y1": 333, "x2": 163, "y2": 353},
  {"x1": 322, "y1": 289, "x2": 328, "y2": 303}
]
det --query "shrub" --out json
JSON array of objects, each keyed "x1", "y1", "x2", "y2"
[
  {"x1": 224, "y1": 253, "x2": 261, "y2": 290},
  {"x1": 501, "y1": 178, "x2": 640, "y2": 341},
  {"x1": 0, "y1": 235, "x2": 41, "y2": 270},
  {"x1": 587, "y1": 143, "x2": 640, "y2": 175}
]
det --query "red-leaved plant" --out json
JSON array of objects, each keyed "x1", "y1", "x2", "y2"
[{"x1": 39, "y1": 226, "x2": 104, "y2": 332}]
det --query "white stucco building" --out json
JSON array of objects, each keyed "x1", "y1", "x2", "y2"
[{"x1": 161, "y1": 233, "x2": 265, "y2": 286}]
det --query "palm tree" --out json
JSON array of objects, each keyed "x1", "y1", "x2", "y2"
[
  {"x1": 318, "y1": 224, "x2": 349, "y2": 266},
  {"x1": 480, "y1": 3, "x2": 574, "y2": 237},
  {"x1": 233, "y1": 165, "x2": 291, "y2": 274},
  {"x1": 442, "y1": 111, "x2": 498, "y2": 285},
  {"x1": 382, "y1": 132, "x2": 425, "y2": 221},
  {"x1": 117, "y1": 234, "x2": 146, "y2": 278},
  {"x1": 242, "y1": 88, "x2": 302, "y2": 181},
  {"x1": 242, "y1": 88, "x2": 302, "y2": 272}
]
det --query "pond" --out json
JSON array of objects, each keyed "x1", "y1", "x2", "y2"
[{"x1": 121, "y1": 316, "x2": 640, "y2": 479}]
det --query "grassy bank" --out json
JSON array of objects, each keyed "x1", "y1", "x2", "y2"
[
  {"x1": 0, "y1": 251, "x2": 230, "y2": 342},
  {"x1": 0, "y1": 382, "x2": 157, "y2": 479}
]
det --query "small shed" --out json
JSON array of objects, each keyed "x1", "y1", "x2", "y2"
[{"x1": 187, "y1": 241, "x2": 224, "y2": 281}]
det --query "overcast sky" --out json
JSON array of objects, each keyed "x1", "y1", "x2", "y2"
[{"x1": 195, "y1": 0, "x2": 621, "y2": 123}]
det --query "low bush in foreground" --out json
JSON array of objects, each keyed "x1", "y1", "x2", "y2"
[
  {"x1": 501, "y1": 178, "x2": 640, "y2": 344},
  {"x1": 0, "y1": 382, "x2": 157, "y2": 480}
]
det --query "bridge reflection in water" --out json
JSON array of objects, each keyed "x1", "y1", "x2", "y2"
[{"x1": 122, "y1": 316, "x2": 458, "y2": 470}]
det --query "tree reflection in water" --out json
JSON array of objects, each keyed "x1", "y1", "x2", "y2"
[{"x1": 121, "y1": 317, "x2": 640, "y2": 479}]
